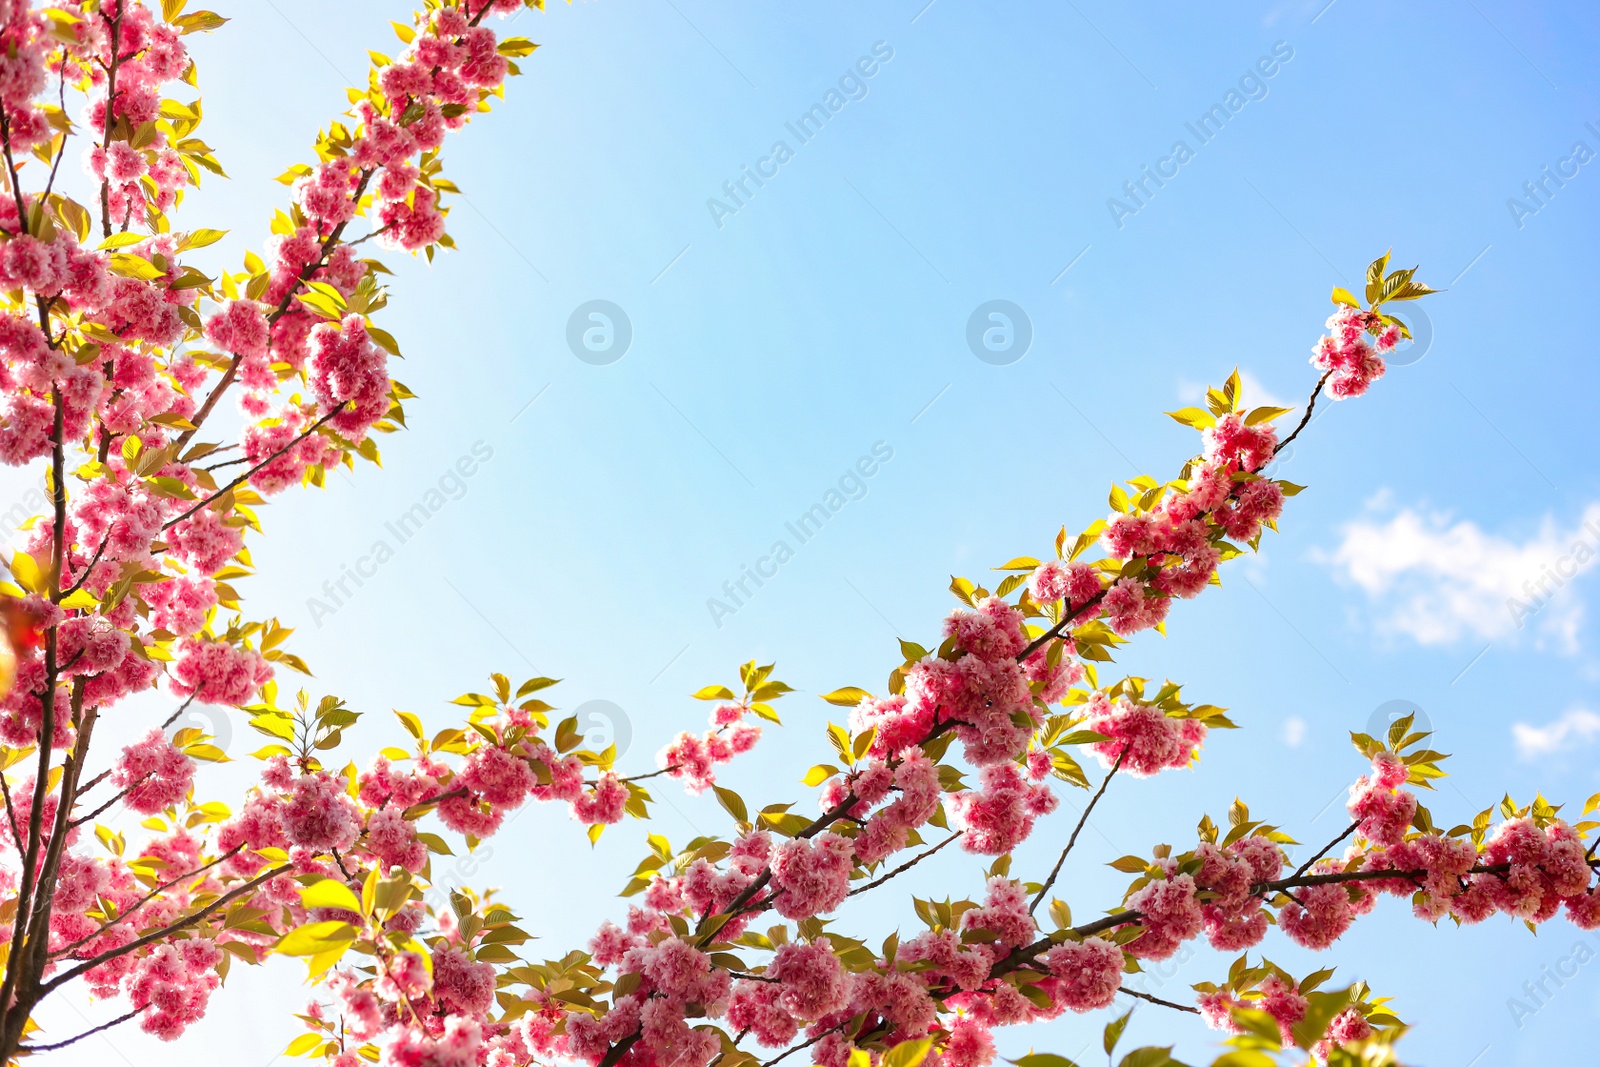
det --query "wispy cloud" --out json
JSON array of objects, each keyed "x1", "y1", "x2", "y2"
[
  {"x1": 1282, "y1": 716, "x2": 1307, "y2": 747},
  {"x1": 1315, "y1": 501, "x2": 1600, "y2": 652},
  {"x1": 1513, "y1": 707, "x2": 1600, "y2": 759}
]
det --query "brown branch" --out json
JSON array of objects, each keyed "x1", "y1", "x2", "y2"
[
  {"x1": 65, "y1": 784, "x2": 128, "y2": 830},
  {"x1": 52, "y1": 843, "x2": 248, "y2": 960},
  {"x1": 174, "y1": 171, "x2": 374, "y2": 452},
  {"x1": 1017, "y1": 590, "x2": 1107, "y2": 663},
  {"x1": 41, "y1": 862, "x2": 293, "y2": 996},
  {"x1": 847, "y1": 833, "x2": 962, "y2": 898},
  {"x1": 20, "y1": 1008, "x2": 138, "y2": 1052},
  {"x1": 60, "y1": 532, "x2": 111, "y2": 598},
  {"x1": 160, "y1": 688, "x2": 203, "y2": 730},
  {"x1": 1293, "y1": 820, "x2": 1359, "y2": 881},
  {"x1": 98, "y1": 15, "x2": 123, "y2": 239},
  {"x1": 1278, "y1": 370, "x2": 1332, "y2": 451},
  {"x1": 1031, "y1": 745, "x2": 1126, "y2": 914},
  {"x1": 759, "y1": 1024, "x2": 847, "y2": 1067},
  {"x1": 1119, "y1": 987, "x2": 1199, "y2": 1014},
  {"x1": 161, "y1": 404, "x2": 344, "y2": 532}
]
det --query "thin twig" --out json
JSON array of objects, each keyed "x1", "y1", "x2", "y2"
[
  {"x1": 51, "y1": 845, "x2": 245, "y2": 958},
  {"x1": 20, "y1": 1008, "x2": 139, "y2": 1052},
  {"x1": 41, "y1": 862, "x2": 293, "y2": 995},
  {"x1": 1292, "y1": 820, "x2": 1358, "y2": 880},
  {"x1": 160, "y1": 689, "x2": 202, "y2": 730},
  {"x1": 162, "y1": 405, "x2": 344, "y2": 531},
  {"x1": 1119, "y1": 987, "x2": 1199, "y2": 1014},
  {"x1": 760, "y1": 1024, "x2": 845, "y2": 1067},
  {"x1": 1030, "y1": 746, "x2": 1126, "y2": 914},
  {"x1": 60, "y1": 533, "x2": 110, "y2": 598},
  {"x1": 1278, "y1": 370, "x2": 1332, "y2": 451},
  {"x1": 65, "y1": 785, "x2": 128, "y2": 830},
  {"x1": 848, "y1": 833, "x2": 962, "y2": 897}
]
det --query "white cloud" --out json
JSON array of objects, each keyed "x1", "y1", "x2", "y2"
[
  {"x1": 1177, "y1": 369, "x2": 1293, "y2": 412},
  {"x1": 1316, "y1": 502, "x2": 1600, "y2": 652},
  {"x1": 1282, "y1": 716, "x2": 1307, "y2": 747},
  {"x1": 1513, "y1": 707, "x2": 1600, "y2": 760}
]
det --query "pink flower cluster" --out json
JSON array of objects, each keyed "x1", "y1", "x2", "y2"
[
  {"x1": 1312, "y1": 306, "x2": 1397, "y2": 400},
  {"x1": 169, "y1": 638, "x2": 272, "y2": 708},
  {"x1": 1080, "y1": 693, "x2": 1206, "y2": 778},
  {"x1": 1346, "y1": 751, "x2": 1416, "y2": 846},
  {"x1": 111, "y1": 729, "x2": 194, "y2": 814},
  {"x1": 1195, "y1": 835, "x2": 1283, "y2": 951},
  {"x1": 657, "y1": 700, "x2": 761, "y2": 794},
  {"x1": 826, "y1": 750, "x2": 942, "y2": 866},
  {"x1": 770, "y1": 832, "x2": 855, "y2": 920},
  {"x1": 726, "y1": 938, "x2": 851, "y2": 1047},
  {"x1": 946, "y1": 761, "x2": 1058, "y2": 856}
]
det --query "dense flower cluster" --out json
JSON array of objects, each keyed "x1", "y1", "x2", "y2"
[
  {"x1": 0, "y1": 0, "x2": 586, "y2": 1051},
  {"x1": 1311, "y1": 305, "x2": 1399, "y2": 400},
  {"x1": 657, "y1": 700, "x2": 762, "y2": 795}
]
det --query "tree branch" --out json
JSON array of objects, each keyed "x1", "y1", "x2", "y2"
[
  {"x1": 41, "y1": 862, "x2": 292, "y2": 996},
  {"x1": 20, "y1": 1008, "x2": 138, "y2": 1052},
  {"x1": 1293, "y1": 819, "x2": 1359, "y2": 880},
  {"x1": 1278, "y1": 370, "x2": 1332, "y2": 451},
  {"x1": 162, "y1": 404, "x2": 345, "y2": 532},
  {"x1": 1031, "y1": 745, "x2": 1126, "y2": 914},
  {"x1": 847, "y1": 833, "x2": 962, "y2": 898},
  {"x1": 1119, "y1": 987, "x2": 1199, "y2": 1014}
]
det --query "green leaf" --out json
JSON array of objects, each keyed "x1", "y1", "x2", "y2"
[
  {"x1": 692, "y1": 685, "x2": 735, "y2": 701},
  {"x1": 59, "y1": 587, "x2": 98, "y2": 610},
  {"x1": 1117, "y1": 1050, "x2": 1176, "y2": 1067},
  {"x1": 275, "y1": 921, "x2": 357, "y2": 957},
  {"x1": 819, "y1": 687, "x2": 870, "y2": 707},
  {"x1": 1228, "y1": 1008, "x2": 1283, "y2": 1046},
  {"x1": 284, "y1": 1033, "x2": 323, "y2": 1056},
  {"x1": 179, "y1": 227, "x2": 227, "y2": 250},
  {"x1": 1330, "y1": 286, "x2": 1359, "y2": 308},
  {"x1": 713, "y1": 785, "x2": 748, "y2": 824},
  {"x1": 1104, "y1": 1008, "x2": 1133, "y2": 1056},
  {"x1": 1009, "y1": 1056, "x2": 1081, "y2": 1067},
  {"x1": 802, "y1": 765, "x2": 838, "y2": 787},
  {"x1": 1243, "y1": 406, "x2": 1292, "y2": 426},
  {"x1": 882, "y1": 1038, "x2": 933, "y2": 1067},
  {"x1": 1166, "y1": 406, "x2": 1216, "y2": 430},
  {"x1": 300, "y1": 879, "x2": 362, "y2": 914}
]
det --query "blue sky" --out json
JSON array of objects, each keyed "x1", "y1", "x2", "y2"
[{"x1": 18, "y1": 1, "x2": 1600, "y2": 1064}]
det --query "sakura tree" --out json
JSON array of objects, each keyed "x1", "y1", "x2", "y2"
[{"x1": 0, "y1": 3, "x2": 1591, "y2": 1067}]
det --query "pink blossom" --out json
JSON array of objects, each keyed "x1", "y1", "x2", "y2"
[
  {"x1": 1041, "y1": 936, "x2": 1123, "y2": 1012},
  {"x1": 769, "y1": 833, "x2": 854, "y2": 919},
  {"x1": 169, "y1": 638, "x2": 271, "y2": 707},
  {"x1": 946, "y1": 761, "x2": 1057, "y2": 855},
  {"x1": 1081, "y1": 694, "x2": 1206, "y2": 777},
  {"x1": 111, "y1": 729, "x2": 194, "y2": 813},
  {"x1": 282, "y1": 773, "x2": 361, "y2": 853},
  {"x1": 1124, "y1": 873, "x2": 1203, "y2": 959}
]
